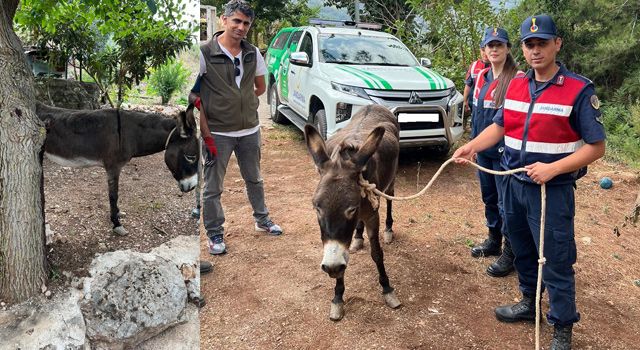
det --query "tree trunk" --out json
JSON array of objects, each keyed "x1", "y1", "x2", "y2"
[{"x1": 0, "y1": 1, "x2": 48, "y2": 303}]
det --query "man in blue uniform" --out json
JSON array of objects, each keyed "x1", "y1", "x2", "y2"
[
  {"x1": 453, "y1": 14, "x2": 606, "y2": 350},
  {"x1": 463, "y1": 44, "x2": 489, "y2": 125}
]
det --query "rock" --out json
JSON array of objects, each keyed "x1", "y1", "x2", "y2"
[
  {"x1": 151, "y1": 235, "x2": 200, "y2": 302},
  {"x1": 45, "y1": 223, "x2": 54, "y2": 245},
  {"x1": 34, "y1": 77, "x2": 100, "y2": 110},
  {"x1": 137, "y1": 304, "x2": 200, "y2": 350},
  {"x1": 0, "y1": 290, "x2": 87, "y2": 350},
  {"x1": 81, "y1": 250, "x2": 188, "y2": 349}
]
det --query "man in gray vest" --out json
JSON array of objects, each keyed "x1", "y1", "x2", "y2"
[{"x1": 190, "y1": 0, "x2": 283, "y2": 256}]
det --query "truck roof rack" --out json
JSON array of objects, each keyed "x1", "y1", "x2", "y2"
[{"x1": 309, "y1": 18, "x2": 382, "y2": 30}]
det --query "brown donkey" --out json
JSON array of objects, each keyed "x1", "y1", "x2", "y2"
[{"x1": 304, "y1": 104, "x2": 401, "y2": 321}]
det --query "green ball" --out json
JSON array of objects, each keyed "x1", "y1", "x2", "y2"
[{"x1": 600, "y1": 177, "x2": 613, "y2": 189}]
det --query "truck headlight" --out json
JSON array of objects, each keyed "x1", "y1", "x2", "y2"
[
  {"x1": 447, "y1": 87, "x2": 457, "y2": 105},
  {"x1": 331, "y1": 82, "x2": 370, "y2": 100}
]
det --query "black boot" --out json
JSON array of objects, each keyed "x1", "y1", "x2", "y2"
[
  {"x1": 200, "y1": 260, "x2": 213, "y2": 274},
  {"x1": 495, "y1": 294, "x2": 537, "y2": 323},
  {"x1": 471, "y1": 227, "x2": 502, "y2": 258},
  {"x1": 487, "y1": 240, "x2": 515, "y2": 277},
  {"x1": 550, "y1": 324, "x2": 572, "y2": 350}
]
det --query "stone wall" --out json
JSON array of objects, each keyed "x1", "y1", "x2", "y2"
[{"x1": 34, "y1": 78, "x2": 101, "y2": 110}]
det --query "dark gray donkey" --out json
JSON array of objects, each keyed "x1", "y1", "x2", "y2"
[
  {"x1": 304, "y1": 104, "x2": 401, "y2": 321},
  {"x1": 36, "y1": 102, "x2": 199, "y2": 236}
]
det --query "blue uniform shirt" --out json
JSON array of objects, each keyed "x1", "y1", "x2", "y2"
[{"x1": 191, "y1": 75, "x2": 202, "y2": 93}]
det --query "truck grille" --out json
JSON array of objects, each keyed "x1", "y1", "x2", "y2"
[{"x1": 364, "y1": 89, "x2": 450, "y2": 108}]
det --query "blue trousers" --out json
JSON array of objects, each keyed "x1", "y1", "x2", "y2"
[
  {"x1": 503, "y1": 176, "x2": 580, "y2": 326},
  {"x1": 476, "y1": 154, "x2": 504, "y2": 232}
]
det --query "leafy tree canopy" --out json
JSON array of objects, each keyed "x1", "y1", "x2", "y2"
[
  {"x1": 200, "y1": 0, "x2": 320, "y2": 45},
  {"x1": 15, "y1": 0, "x2": 195, "y2": 106}
]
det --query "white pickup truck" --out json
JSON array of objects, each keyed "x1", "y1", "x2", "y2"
[{"x1": 265, "y1": 20, "x2": 464, "y2": 152}]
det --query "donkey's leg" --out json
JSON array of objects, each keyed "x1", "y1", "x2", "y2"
[
  {"x1": 383, "y1": 183, "x2": 395, "y2": 244},
  {"x1": 330, "y1": 277, "x2": 346, "y2": 321},
  {"x1": 365, "y1": 213, "x2": 401, "y2": 309},
  {"x1": 107, "y1": 166, "x2": 127, "y2": 236},
  {"x1": 349, "y1": 221, "x2": 365, "y2": 252}
]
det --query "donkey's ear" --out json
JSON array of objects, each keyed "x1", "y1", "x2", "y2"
[
  {"x1": 185, "y1": 103, "x2": 196, "y2": 130},
  {"x1": 354, "y1": 126, "x2": 385, "y2": 170},
  {"x1": 304, "y1": 124, "x2": 329, "y2": 171},
  {"x1": 177, "y1": 104, "x2": 195, "y2": 138}
]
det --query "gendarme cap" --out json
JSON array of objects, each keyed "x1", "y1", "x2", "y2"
[
  {"x1": 481, "y1": 27, "x2": 510, "y2": 48},
  {"x1": 520, "y1": 14, "x2": 557, "y2": 41}
]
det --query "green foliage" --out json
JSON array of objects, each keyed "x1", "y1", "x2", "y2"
[
  {"x1": 175, "y1": 96, "x2": 189, "y2": 106},
  {"x1": 148, "y1": 59, "x2": 190, "y2": 105},
  {"x1": 201, "y1": 0, "x2": 320, "y2": 47},
  {"x1": 508, "y1": 0, "x2": 640, "y2": 103},
  {"x1": 406, "y1": 0, "x2": 507, "y2": 88},
  {"x1": 601, "y1": 103, "x2": 640, "y2": 167},
  {"x1": 15, "y1": 0, "x2": 195, "y2": 106}
]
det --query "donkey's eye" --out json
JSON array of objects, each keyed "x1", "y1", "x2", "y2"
[
  {"x1": 344, "y1": 206, "x2": 358, "y2": 219},
  {"x1": 313, "y1": 204, "x2": 323, "y2": 216},
  {"x1": 184, "y1": 154, "x2": 197, "y2": 163}
]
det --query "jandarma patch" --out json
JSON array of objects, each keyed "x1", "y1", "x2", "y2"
[{"x1": 590, "y1": 95, "x2": 600, "y2": 110}]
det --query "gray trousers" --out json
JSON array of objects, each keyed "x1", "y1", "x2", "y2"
[{"x1": 202, "y1": 130, "x2": 269, "y2": 237}]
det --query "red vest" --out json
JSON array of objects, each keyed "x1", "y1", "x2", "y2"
[
  {"x1": 466, "y1": 59, "x2": 487, "y2": 81},
  {"x1": 502, "y1": 74, "x2": 587, "y2": 184},
  {"x1": 473, "y1": 67, "x2": 498, "y2": 109}
]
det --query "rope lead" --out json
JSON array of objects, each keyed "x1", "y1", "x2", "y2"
[{"x1": 359, "y1": 157, "x2": 547, "y2": 350}]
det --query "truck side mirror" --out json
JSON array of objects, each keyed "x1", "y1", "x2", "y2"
[
  {"x1": 290, "y1": 52, "x2": 311, "y2": 67},
  {"x1": 420, "y1": 57, "x2": 432, "y2": 68}
]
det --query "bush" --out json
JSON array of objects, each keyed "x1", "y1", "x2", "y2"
[
  {"x1": 602, "y1": 102, "x2": 640, "y2": 168},
  {"x1": 148, "y1": 59, "x2": 190, "y2": 105}
]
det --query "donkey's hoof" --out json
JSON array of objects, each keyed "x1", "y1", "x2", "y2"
[
  {"x1": 383, "y1": 230, "x2": 393, "y2": 244},
  {"x1": 349, "y1": 238, "x2": 364, "y2": 252},
  {"x1": 384, "y1": 291, "x2": 401, "y2": 309},
  {"x1": 113, "y1": 226, "x2": 128, "y2": 236},
  {"x1": 190, "y1": 208, "x2": 200, "y2": 218},
  {"x1": 117, "y1": 211, "x2": 126, "y2": 219},
  {"x1": 329, "y1": 302, "x2": 344, "y2": 321}
]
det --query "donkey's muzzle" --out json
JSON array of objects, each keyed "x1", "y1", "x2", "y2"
[
  {"x1": 178, "y1": 174, "x2": 198, "y2": 192},
  {"x1": 321, "y1": 240, "x2": 350, "y2": 279},
  {"x1": 321, "y1": 263, "x2": 346, "y2": 279}
]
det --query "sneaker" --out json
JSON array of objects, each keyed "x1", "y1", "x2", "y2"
[
  {"x1": 255, "y1": 219, "x2": 283, "y2": 236},
  {"x1": 208, "y1": 234, "x2": 226, "y2": 255}
]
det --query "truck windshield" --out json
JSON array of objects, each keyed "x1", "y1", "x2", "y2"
[{"x1": 319, "y1": 34, "x2": 418, "y2": 66}]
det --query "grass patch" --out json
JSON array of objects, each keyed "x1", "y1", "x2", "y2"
[{"x1": 266, "y1": 123, "x2": 304, "y2": 142}]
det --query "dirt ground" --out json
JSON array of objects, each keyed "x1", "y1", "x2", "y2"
[{"x1": 200, "y1": 97, "x2": 640, "y2": 349}]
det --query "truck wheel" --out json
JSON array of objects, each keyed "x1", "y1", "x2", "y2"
[
  {"x1": 269, "y1": 83, "x2": 288, "y2": 124},
  {"x1": 313, "y1": 109, "x2": 327, "y2": 140}
]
